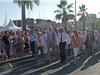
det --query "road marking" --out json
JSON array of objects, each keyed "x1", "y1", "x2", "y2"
[
  {"x1": 41, "y1": 62, "x2": 70, "y2": 75},
  {"x1": 21, "y1": 60, "x2": 60, "y2": 75}
]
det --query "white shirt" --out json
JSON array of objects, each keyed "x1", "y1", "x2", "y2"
[
  {"x1": 57, "y1": 32, "x2": 70, "y2": 44},
  {"x1": 43, "y1": 33, "x2": 47, "y2": 42},
  {"x1": 66, "y1": 34, "x2": 71, "y2": 45}
]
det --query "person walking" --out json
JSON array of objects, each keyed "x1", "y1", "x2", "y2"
[
  {"x1": 71, "y1": 30, "x2": 81, "y2": 64},
  {"x1": 2, "y1": 31, "x2": 10, "y2": 59},
  {"x1": 29, "y1": 29, "x2": 37, "y2": 57},
  {"x1": 37, "y1": 32, "x2": 44, "y2": 56},
  {"x1": 15, "y1": 32, "x2": 24, "y2": 57},
  {"x1": 79, "y1": 31, "x2": 86, "y2": 54},
  {"x1": 96, "y1": 31, "x2": 100, "y2": 52},
  {"x1": 23, "y1": 31, "x2": 30, "y2": 55},
  {"x1": 45, "y1": 26, "x2": 58, "y2": 63},
  {"x1": 66, "y1": 30, "x2": 72, "y2": 56},
  {"x1": 57, "y1": 27, "x2": 69, "y2": 63},
  {"x1": 85, "y1": 30, "x2": 96, "y2": 56}
]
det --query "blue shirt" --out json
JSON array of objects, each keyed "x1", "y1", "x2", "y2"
[{"x1": 29, "y1": 32, "x2": 37, "y2": 41}]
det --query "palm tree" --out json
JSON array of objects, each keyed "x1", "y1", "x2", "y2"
[
  {"x1": 54, "y1": 0, "x2": 74, "y2": 28},
  {"x1": 14, "y1": 0, "x2": 40, "y2": 31},
  {"x1": 79, "y1": 4, "x2": 87, "y2": 30}
]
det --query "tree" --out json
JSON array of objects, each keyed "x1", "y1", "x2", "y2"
[
  {"x1": 54, "y1": 0, "x2": 74, "y2": 28},
  {"x1": 14, "y1": 0, "x2": 40, "y2": 31},
  {"x1": 96, "y1": 18, "x2": 100, "y2": 29},
  {"x1": 79, "y1": 4, "x2": 87, "y2": 31}
]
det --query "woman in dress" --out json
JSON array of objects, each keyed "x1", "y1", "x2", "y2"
[
  {"x1": 15, "y1": 31, "x2": 24, "y2": 57},
  {"x1": 71, "y1": 30, "x2": 81, "y2": 64},
  {"x1": 9, "y1": 31, "x2": 17, "y2": 58}
]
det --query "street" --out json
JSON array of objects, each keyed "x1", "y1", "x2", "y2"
[{"x1": 0, "y1": 52, "x2": 100, "y2": 75}]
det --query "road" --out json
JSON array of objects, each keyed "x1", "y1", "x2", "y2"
[{"x1": 0, "y1": 52, "x2": 100, "y2": 75}]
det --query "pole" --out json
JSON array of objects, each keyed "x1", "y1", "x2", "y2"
[
  {"x1": 75, "y1": 0, "x2": 77, "y2": 29},
  {"x1": 4, "y1": 10, "x2": 7, "y2": 25}
]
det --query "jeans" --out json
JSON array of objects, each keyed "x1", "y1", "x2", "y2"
[{"x1": 30, "y1": 41, "x2": 35, "y2": 56}]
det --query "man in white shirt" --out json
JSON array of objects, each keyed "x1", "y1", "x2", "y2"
[{"x1": 57, "y1": 26, "x2": 69, "y2": 63}]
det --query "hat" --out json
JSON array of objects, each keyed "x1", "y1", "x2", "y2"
[{"x1": 38, "y1": 32, "x2": 42, "y2": 35}]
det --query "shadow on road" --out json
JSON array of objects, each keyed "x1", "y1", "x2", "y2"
[
  {"x1": 25, "y1": 55, "x2": 88, "y2": 75},
  {"x1": 48, "y1": 55, "x2": 87, "y2": 75},
  {"x1": 80, "y1": 52, "x2": 100, "y2": 71},
  {"x1": 2, "y1": 52, "x2": 100, "y2": 75}
]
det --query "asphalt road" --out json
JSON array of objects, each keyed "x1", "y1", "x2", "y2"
[{"x1": 0, "y1": 52, "x2": 100, "y2": 75}]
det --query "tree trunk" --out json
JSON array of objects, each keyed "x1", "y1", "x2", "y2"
[
  {"x1": 82, "y1": 15, "x2": 86, "y2": 31},
  {"x1": 22, "y1": 2, "x2": 26, "y2": 31},
  {"x1": 83, "y1": 21, "x2": 85, "y2": 31},
  {"x1": 62, "y1": 16, "x2": 68, "y2": 31}
]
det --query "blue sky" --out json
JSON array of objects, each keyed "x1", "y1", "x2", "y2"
[{"x1": 0, "y1": 0, "x2": 100, "y2": 25}]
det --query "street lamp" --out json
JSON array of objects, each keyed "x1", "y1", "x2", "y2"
[{"x1": 75, "y1": 0, "x2": 77, "y2": 29}]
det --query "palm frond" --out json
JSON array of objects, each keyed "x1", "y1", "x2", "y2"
[
  {"x1": 33, "y1": 0, "x2": 40, "y2": 6},
  {"x1": 79, "y1": 6, "x2": 83, "y2": 11},
  {"x1": 79, "y1": 4, "x2": 88, "y2": 12},
  {"x1": 55, "y1": 14, "x2": 62, "y2": 20},
  {"x1": 24, "y1": 1, "x2": 33, "y2": 10},
  {"x1": 67, "y1": 3, "x2": 73, "y2": 9},
  {"x1": 55, "y1": 0, "x2": 74, "y2": 22},
  {"x1": 84, "y1": 8, "x2": 88, "y2": 11},
  {"x1": 67, "y1": 14, "x2": 75, "y2": 19},
  {"x1": 69, "y1": 10, "x2": 74, "y2": 13},
  {"x1": 13, "y1": 0, "x2": 22, "y2": 7},
  {"x1": 82, "y1": 5, "x2": 85, "y2": 8},
  {"x1": 57, "y1": 4, "x2": 62, "y2": 8},
  {"x1": 14, "y1": 0, "x2": 40, "y2": 10},
  {"x1": 60, "y1": 0, "x2": 67, "y2": 6},
  {"x1": 54, "y1": 10, "x2": 62, "y2": 13}
]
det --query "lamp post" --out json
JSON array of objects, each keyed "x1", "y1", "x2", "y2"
[{"x1": 75, "y1": 0, "x2": 77, "y2": 29}]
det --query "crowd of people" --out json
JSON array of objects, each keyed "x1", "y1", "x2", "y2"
[{"x1": 0, "y1": 26, "x2": 100, "y2": 64}]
